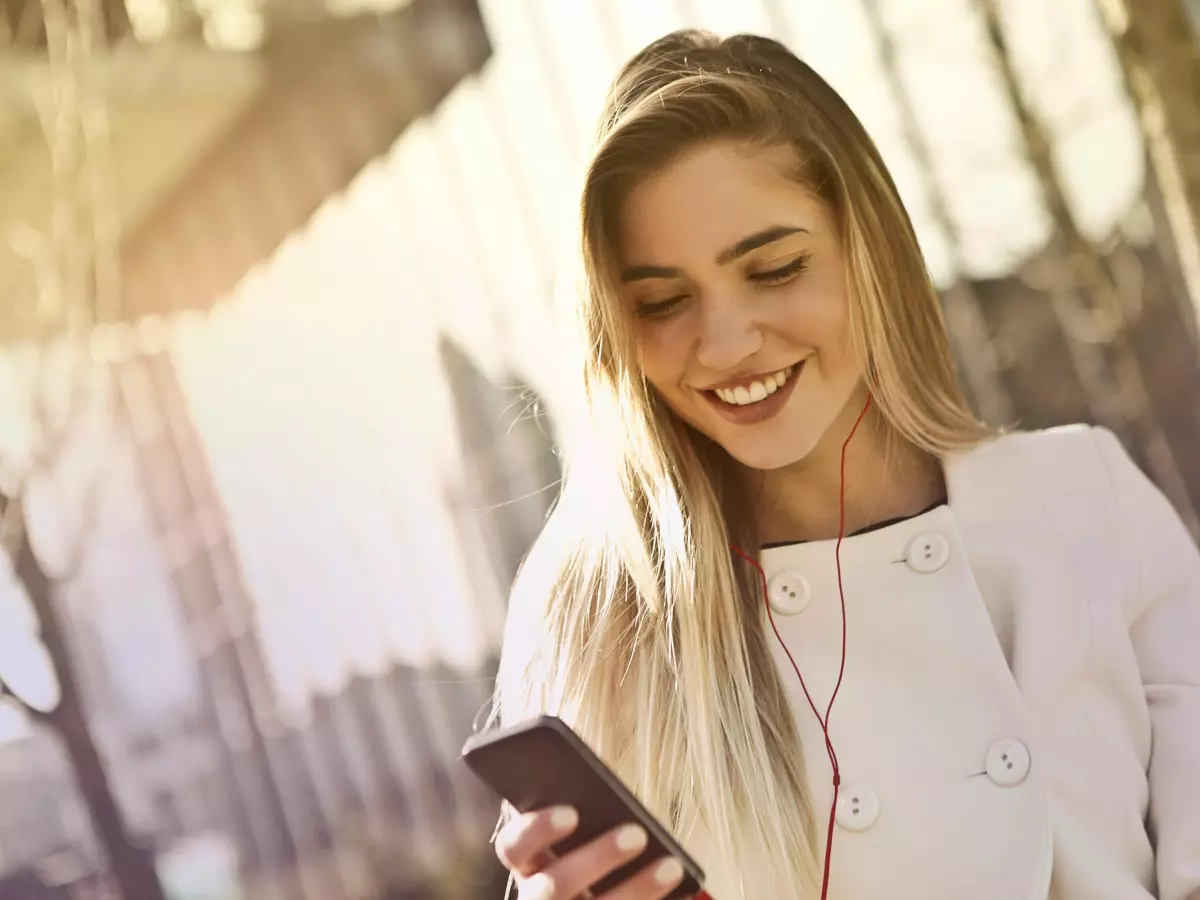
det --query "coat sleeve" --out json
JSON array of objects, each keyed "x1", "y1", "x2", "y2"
[{"x1": 1093, "y1": 426, "x2": 1200, "y2": 900}]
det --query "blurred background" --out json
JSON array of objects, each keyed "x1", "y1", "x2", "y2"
[{"x1": 0, "y1": 0, "x2": 1198, "y2": 897}]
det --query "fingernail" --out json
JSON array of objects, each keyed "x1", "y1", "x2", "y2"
[
  {"x1": 615, "y1": 824, "x2": 647, "y2": 852},
  {"x1": 654, "y1": 858, "x2": 684, "y2": 886},
  {"x1": 550, "y1": 806, "x2": 578, "y2": 832},
  {"x1": 521, "y1": 873, "x2": 553, "y2": 900}
]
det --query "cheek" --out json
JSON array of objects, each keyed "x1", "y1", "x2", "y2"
[
  {"x1": 634, "y1": 321, "x2": 690, "y2": 390},
  {"x1": 778, "y1": 280, "x2": 854, "y2": 362}
]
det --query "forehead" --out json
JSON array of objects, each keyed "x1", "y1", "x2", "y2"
[{"x1": 616, "y1": 141, "x2": 826, "y2": 264}]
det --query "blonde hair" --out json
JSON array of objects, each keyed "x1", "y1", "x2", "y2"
[{"x1": 494, "y1": 30, "x2": 990, "y2": 897}]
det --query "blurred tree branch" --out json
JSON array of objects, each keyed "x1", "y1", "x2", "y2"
[
  {"x1": 0, "y1": 673, "x2": 52, "y2": 726},
  {"x1": 859, "y1": 0, "x2": 1015, "y2": 428},
  {"x1": 0, "y1": 3, "x2": 167, "y2": 899},
  {"x1": 1094, "y1": 0, "x2": 1200, "y2": 317},
  {"x1": 975, "y1": 0, "x2": 1200, "y2": 536}
]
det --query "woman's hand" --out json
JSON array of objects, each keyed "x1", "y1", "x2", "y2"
[{"x1": 494, "y1": 805, "x2": 689, "y2": 899}]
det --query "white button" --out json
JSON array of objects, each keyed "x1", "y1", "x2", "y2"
[
  {"x1": 767, "y1": 571, "x2": 810, "y2": 615},
  {"x1": 905, "y1": 532, "x2": 950, "y2": 574},
  {"x1": 836, "y1": 784, "x2": 880, "y2": 831},
  {"x1": 985, "y1": 738, "x2": 1031, "y2": 787}
]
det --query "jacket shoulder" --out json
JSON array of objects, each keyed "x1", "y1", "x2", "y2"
[
  {"x1": 950, "y1": 423, "x2": 1109, "y2": 490},
  {"x1": 946, "y1": 423, "x2": 1129, "y2": 536},
  {"x1": 947, "y1": 423, "x2": 1134, "y2": 595},
  {"x1": 982, "y1": 422, "x2": 1098, "y2": 455}
]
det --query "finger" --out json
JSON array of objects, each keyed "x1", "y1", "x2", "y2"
[
  {"x1": 596, "y1": 856, "x2": 686, "y2": 900},
  {"x1": 520, "y1": 823, "x2": 649, "y2": 900},
  {"x1": 495, "y1": 806, "x2": 579, "y2": 877}
]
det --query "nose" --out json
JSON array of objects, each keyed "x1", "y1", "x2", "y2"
[{"x1": 695, "y1": 299, "x2": 763, "y2": 372}]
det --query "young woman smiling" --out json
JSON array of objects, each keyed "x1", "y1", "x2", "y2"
[{"x1": 487, "y1": 29, "x2": 1200, "y2": 900}]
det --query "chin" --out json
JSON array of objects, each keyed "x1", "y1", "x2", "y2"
[{"x1": 720, "y1": 433, "x2": 819, "y2": 471}]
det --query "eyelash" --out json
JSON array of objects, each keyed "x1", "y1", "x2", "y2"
[
  {"x1": 749, "y1": 253, "x2": 811, "y2": 285},
  {"x1": 635, "y1": 297, "x2": 686, "y2": 320},
  {"x1": 633, "y1": 253, "x2": 811, "y2": 320}
]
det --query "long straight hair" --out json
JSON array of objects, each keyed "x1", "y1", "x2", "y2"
[{"x1": 494, "y1": 30, "x2": 990, "y2": 898}]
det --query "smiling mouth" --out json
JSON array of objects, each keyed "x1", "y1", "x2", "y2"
[{"x1": 708, "y1": 365, "x2": 799, "y2": 406}]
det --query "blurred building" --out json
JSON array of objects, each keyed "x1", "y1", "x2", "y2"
[{"x1": 1, "y1": 0, "x2": 517, "y2": 896}]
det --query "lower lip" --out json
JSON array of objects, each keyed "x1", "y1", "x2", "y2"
[{"x1": 701, "y1": 362, "x2": 803, "y2": 425}]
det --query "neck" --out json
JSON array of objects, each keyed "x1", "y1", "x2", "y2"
[{"x1": 754, "y1": 386, "x2": 945, "y2": 544}]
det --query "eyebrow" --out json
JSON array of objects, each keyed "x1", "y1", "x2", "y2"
[{"x1": 620, "y1": 225, "x2": 809, "y2": 283}]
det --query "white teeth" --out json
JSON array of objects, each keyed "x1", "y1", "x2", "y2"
[{"x1": 714, "y1": 366, "x2": 795, "y2": 406}]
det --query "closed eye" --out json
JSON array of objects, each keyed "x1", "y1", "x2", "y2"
[
  {"x1": 635, "y1": 295, "x2": 687, "y2": 320},
  {"x1": 749, "y1": 253, "x2": 811, "y2": 286}
]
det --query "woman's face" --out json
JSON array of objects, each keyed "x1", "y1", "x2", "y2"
[{"x1": 616, "y1": 140, "x2": 864, "y2": 471}]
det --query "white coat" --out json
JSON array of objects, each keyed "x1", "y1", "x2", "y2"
[{"x1": 688, "y1": 425, "x2": 1200, "y2": 900}]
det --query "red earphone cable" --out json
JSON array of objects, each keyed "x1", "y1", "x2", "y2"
[{"x1": 730, "y1": 393, "x2": 871, "y2": 900}]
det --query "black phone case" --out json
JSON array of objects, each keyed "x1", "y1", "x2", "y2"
[{"x1": 461, "y1": 715, "x2": 704, "y2": 898}]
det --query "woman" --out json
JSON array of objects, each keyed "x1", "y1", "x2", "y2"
[{"x1": 488, "y1": 29, "x2": 1200, "y2": 900}]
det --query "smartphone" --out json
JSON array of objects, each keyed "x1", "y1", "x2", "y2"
[{"x1": 461, "y1": 715, "x2": 705, "y2": 898}]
